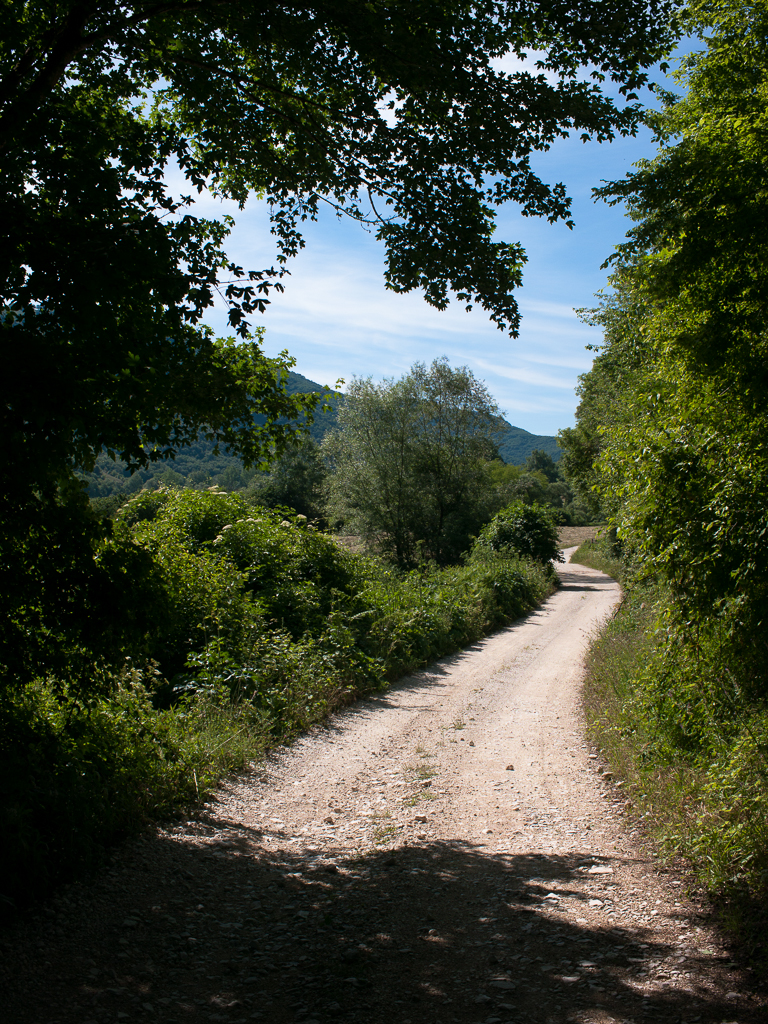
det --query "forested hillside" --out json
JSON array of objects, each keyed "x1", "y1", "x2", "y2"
[
  {"x1": 85, "y1": 369, "x2": 561, "y2": 496},
  {"x1": 496, "y1": 422, "x2": 561, "y2": 466},
  {"x1": 561, "y1": 0, "x2": 768, "y2": 958},
  {"x1": 84, "y1": 371, "x2": 341, "y2": 496}
]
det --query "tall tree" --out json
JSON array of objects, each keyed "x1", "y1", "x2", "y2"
[
  {"x1": 577, "y1": 0, "x2": 768, "y2": 695},
  {"x1": 597, "y1": 0, "x2": 768, "y2": 383},
  {"x1": 324, "y1": 359, "x2": 500, "y2": 566},
  {"x1": 557, "y1": 276, "x2": 656, "y2": 523}
]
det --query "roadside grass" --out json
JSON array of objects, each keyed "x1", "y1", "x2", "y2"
[
  {"x1": 568, "y1": 535, "x2": 624, "y2": 580},
  {"x1": 577, "y1": 540, "x2": 768, "y2": 969},
  {"x1": 580, "y1": 580, "x2": 689, "y2": 830}
]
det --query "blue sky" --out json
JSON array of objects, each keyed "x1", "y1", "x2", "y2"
[{"x1": 194, "y1": 56, "x2": 681, "y2": 438}]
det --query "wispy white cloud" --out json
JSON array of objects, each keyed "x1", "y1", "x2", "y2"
[
  {"x1": 513, "y1": 351, "x2": 594, "y2": 371},
  {"x1": 502, "y1": 395, "x2": 576, "y2": 415},
  {"x1": 474, "y1": 359, "x2": 579, "y2": 391},
  {"x1": 192, "y1": 212, "x2": 603, "y2": 433},
  {"x1": 518, "y1": 297, "x2": 587, "y2": 319}
]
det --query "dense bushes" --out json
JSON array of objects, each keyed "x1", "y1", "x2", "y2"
[
  {"x1": 474, "y1": 499, "x2": 564, "y2": 565},
  {"x1": 0, "y1": 487, "x2": 554, "y2": 914},
  {"x1": 0, "y1": 666, "x2": 270, "y2": 909}
]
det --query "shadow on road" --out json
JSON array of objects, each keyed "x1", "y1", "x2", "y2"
[{"x1": 4, "y1": 814, "x2": 757, "y2": 1024}]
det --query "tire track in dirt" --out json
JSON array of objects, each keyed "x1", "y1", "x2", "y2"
[{"x1": 3, "y1": 553, "x2": 764, "y2": 1023}]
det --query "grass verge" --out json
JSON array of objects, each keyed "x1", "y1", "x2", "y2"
[
  {"x1": 568, "y1": 535, "x2": 624, "y2": 580},
  {"x1": 577, "y1": 540, "x2": 768, "y2": 971}
]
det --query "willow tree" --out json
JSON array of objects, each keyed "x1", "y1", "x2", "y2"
[{"x1": 324, "y1": 359, "x2": 500, "y2": 566}]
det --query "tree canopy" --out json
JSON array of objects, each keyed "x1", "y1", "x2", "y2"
[
  {"x1": 2, "y1": 0, "x2": 679, "y2": 495},
  {"x1": 564, "y1": 0, "x2": 768, "y2": 692},
  {"x1": 588, "y1": 0, "x2": 768, "y2": 630}
]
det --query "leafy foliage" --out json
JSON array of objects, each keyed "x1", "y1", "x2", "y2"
[
  {"x1": 475, "y1": 499, "x2": 564, "y2": 565},
  {"x1": 0, "y1": 482, "x2": 169, "y2": 697},
  {"x1": 0, "y1": 666, "x2": 271, "y2": 912},
  {"x1": 84, "y1": 388, "x2": 563, "y2": 501},
  {"x1": 485, "y1": 449, "x2": 594, "y2": 525},
  {"x1": 568, "y1": 534, "x2": 624, "y2": 580},
  {"x1": 579, "y1": 572, "x2": 768, "y2": 964}
]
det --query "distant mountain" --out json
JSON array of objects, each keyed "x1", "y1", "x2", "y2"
[
  {"x1": 495, "y1": 422, "x2": 561, "y2": 465},
  {"x1": 269, "y1": 370, "x2": 341, "y2": 443},
  {"x1": 85, "y1": 371, "x2": 559, "y2": 497}
]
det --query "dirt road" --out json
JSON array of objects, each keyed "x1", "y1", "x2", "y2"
[{"x1": 3, "y1": 554, "x2": 763, "y2": 1023}]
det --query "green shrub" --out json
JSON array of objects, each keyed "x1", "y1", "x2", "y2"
[
  {"x1": 117, "y1": 488, "x2": 360, "y2": 677},
  {"x1": 474, "y1": 499, "x2": 563, "y2": 564},
  {"x1": 0, "y1": 666, "x2": 270, "y2": 912},
  {"x1": 1, "y1": 487, "x2": 169, "y2": 699}
]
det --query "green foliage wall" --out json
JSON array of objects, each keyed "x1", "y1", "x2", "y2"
[{"x1": 569, "y1": 0, "x2": 768, "y2": 906}]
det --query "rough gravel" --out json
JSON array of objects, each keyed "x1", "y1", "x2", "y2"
[{"x1": 3, "y1": 552, "x2": 765, "y2": 1024}]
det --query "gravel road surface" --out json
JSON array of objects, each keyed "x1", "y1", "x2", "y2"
[{"x1": 3, "y1": 552, "x2": 764, "y2": 1024}]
